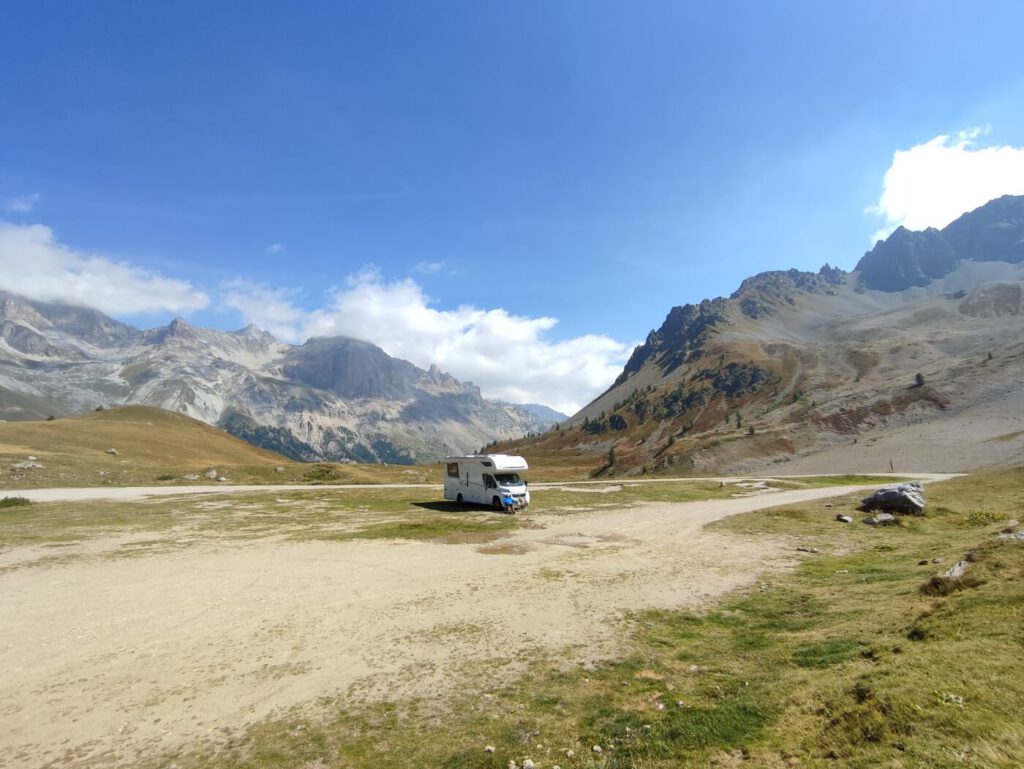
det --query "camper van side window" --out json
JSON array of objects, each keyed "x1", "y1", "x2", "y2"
[{"x1": 446, "y1": 462, "x2": 459, "y2": 478}]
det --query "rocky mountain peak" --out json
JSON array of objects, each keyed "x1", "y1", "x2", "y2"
[
  {"x1": 0, "y1": 291, "x2": 138, "y2": 345},
  {"x1": 615, "y1": 297, "x2": 728, "y2": 385},
  {"x1": 855, "y1": 194, "x2": 1024, "y2": 291},
  {"x1": 729, "y1": 266, "x2": 848, "y2": 319}
]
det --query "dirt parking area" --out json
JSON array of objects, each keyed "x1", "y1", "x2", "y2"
[{"x1": 1, "y1": 484, "x2": 889, "y2": 768}]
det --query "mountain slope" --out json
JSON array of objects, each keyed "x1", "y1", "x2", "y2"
[
  {"x1": 0, "y1": 294, "x2": 561, "y2": 463},
  {"x1": 505, "y1": 196, "x2": 1024, "y2": 475}
]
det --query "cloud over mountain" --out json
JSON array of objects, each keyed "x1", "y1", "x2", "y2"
[
  {"x1": 0, "y1": 221, "x2": 209, "y2": 315},
  {"x1": 224, "y1": 267, "x2": 633, "y2": 414},
  {"x1": 868, "y1": 128, "x2": 1024, "y2": 242}
]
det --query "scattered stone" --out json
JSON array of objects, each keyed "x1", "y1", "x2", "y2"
[
  {"x1": 918, "y1": 560, "x2": 929, "y2": 566},
  {"x1": 10, "y1": 461, "x2": 44, "y2": 470},
  {"x1": 275, "y1": 466, "x2": 286, "y2": 473},
  {"x1": 943, "y1": 560, "x2": 970, "y2": 579},
  {"x1": 932, "y1": 557, "x2": 944, "y2": 564},
  {"x1": 859, "y1": 481, "x2": 925, "y2": 515},
  {"x1": 825, "y1": 503, "x2": 833, "y2": 508},
  {"x1": 484, "y1": 746, "x2": 495, "y2": 754},
  {"x1": 204, "y1": 469, "x2": 218, "y2": 479},
  {"x1": 796, "y1": 546, "x2": 820, "y2": 553},
  {"x1": 1004, "y1": 519, "x2": 1020, "y2": 531},
  {"x1": 998, "y1": 530, "x2": 1024, "y2": 541},
  {"x1": 865, "y1": 513, "x2": 897, "y2": 526},
  {"x1": 508, "y1": 761, "x2": 517, "y2": 769},
  {"x1": 593, "y1": 745, "x2": 603, "y2": 754},
  {"x1": 836, "y1": 514, "x2": 853, "y2": 523},
  {"x1": 105, "y1": 448, "x2": 119, "y2": 456},
  {"x1": 523, "y1": 760, "x2": 536, "y2": 769},
  {"x1": 183, "y1": 473, "x2": 199, "y2": 481},
  {"x1": 97, "y1": 471, "x2": 109, "y2": 476},
  {"x1": 27, "y1": 455, "x2": 37, "y2": 460},
  {"x1": 677, "y1": 700, "x2": 686, "y2": 707},
  {"x1": 564, "y1": 749, "x2": 574, "y2": 758},
  {"x1": 217, "y1": 476, "x2": 228, "y2": 482},
  {"x1": 688, "y1": 664, "x2": 700, "y2": 673}
]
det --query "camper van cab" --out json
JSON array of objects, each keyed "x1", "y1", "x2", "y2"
[{"x1": 444, "y1": 454, "x2": 530, "y2": 512}]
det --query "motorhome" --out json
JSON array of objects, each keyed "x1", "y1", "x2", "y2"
[{"x1": 443, "y1": 454, "x2": 530, "y2": 512}]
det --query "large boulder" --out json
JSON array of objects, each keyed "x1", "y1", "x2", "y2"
[{"x1": 859, "y1": 481, "x2": 925, "y2": 515}]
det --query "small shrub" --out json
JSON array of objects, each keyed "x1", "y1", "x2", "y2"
[
  {"x1": 155, "y1": 474, "x2": 175, "y2": 481},
  {"x1": 919, "y1": 574, "x2": 984, "y2": 597},
  {"x1": 0, "y1": 496, "x2": 32, "y2": 508},
  {"x1": 963, "y1": 510, "x2": 1000, "y2": 526},
  {"x1": 303, "y1": 463, "x2": 342, "y2": 484}
]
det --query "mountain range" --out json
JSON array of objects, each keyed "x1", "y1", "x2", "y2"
[
  {"x1": 506, "y1": 195, "x2": 1024, "y2": 474},
  {"x1": 0, "y1": 297, "x2": 563, "y2": 463},
  {"x1": 4, "y1": 195, "x2": 1023, "y2": 473}
]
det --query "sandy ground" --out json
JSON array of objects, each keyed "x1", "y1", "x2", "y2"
[{"x1": 0, "y1": 479, "x2": 951, "y2": 768}]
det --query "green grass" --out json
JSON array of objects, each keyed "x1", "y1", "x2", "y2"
[
  {"x1": 769, "y1": 474, "x2": 912, "y2": 489},
  {"x1": 134, "y1": 468, "x2": 1024, "y2": 769},
  {"x1": 0, "y1": 487, "x2": 516, "y2": 549},
  {"x1": 530, "y1": 479, "x2": 741, "y2": 513}
]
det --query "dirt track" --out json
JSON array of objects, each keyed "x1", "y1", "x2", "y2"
[{"x1": 0, "y1": 480, "x2": 950, "y2": 768}]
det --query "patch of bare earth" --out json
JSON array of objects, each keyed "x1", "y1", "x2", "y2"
[{"x1": 1, "y1": 485, "x2": 879, "y2": 768}]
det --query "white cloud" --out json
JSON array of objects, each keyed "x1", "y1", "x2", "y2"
[
  {"x1": 222, "y1": 278, "x2": 314, "y2": 341},
  {"x1": 266, "y1": 242, "x2": 285, "y2": 254},
  {"x1": 868, "y1": 127, "x2": 1024, "y2": 242},
  {"x1": 414, "y1": 259, "x2": 445, "y2": 274},
  {"x1": 3, "y1": 193, "x2": 40, "y2": 213},
  {"x1": 0, "y1": 221, "x2": 209, "y2": 314},
  {"x1": 224, "y1": 267, "x2": 632, "y2": 414}
]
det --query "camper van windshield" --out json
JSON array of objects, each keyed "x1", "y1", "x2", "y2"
[{"x1": 495, "y1": 473, "x2": 523, "y2": 485}]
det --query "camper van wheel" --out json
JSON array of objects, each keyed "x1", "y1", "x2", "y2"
[
  {"x1": 456, "y1": 493, "x2": 464, "y2": 505},
  {"x1": 492, "y1": 496, "x2": 503, "y2": 511}
]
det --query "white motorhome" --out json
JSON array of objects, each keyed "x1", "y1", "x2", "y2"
[{"x1": 443, "y1": 454, "x2": 530, "y2": 512}]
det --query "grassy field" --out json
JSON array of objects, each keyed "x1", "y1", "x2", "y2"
[
  {"x1": 86, "y1": 467, "x2": 1020, "y2": 769},
  {"x1": 0, "y1": 406, "x2": 443, "y2": 489},
  {"x1": 0, "y1": 486, "x2": 520, "y2": 552}
]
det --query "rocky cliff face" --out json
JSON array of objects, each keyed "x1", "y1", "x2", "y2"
[
  {"x1": 0, "y1": 295, "x2": 561, "y2": 463},
  {"x1": 855, "y1": 195, "x2": 1024, "y2": 291}
]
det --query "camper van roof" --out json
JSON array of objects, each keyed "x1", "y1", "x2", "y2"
[{"x1": 446, "y1": 453, "x2": 529, "y2": 471}]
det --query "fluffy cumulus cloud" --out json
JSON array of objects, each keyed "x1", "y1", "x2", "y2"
[
  {"x1": 0, "y1": 221, "x2": 209, "y2": 314},
  {"x1": 868, "y1": 127, "x2": 1024, "y2": 242},
  {"x1": 224, "y1": 267, "x2": 633, "y2": 414}
]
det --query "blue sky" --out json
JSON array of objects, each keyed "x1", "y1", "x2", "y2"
[{"x1": 3, "y1": 2, "x2": 1024, "y2": 412}]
